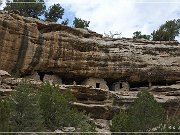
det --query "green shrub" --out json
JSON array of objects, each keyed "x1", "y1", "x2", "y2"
[
  {"x1": 111, "y1": 91, "x2": 165, "y2": 133},
  {"x1": 39, "y1": 81, "x2": 96, "y2": 132},
  {"x1": 129, "y1": 91, "x2": 165, "y2": 132},
  {"x1": 0, "y1": 97, "x2": 11, "y2": 132},
  {"x1": 111, "y1": 110, "x2": 129, "y2": 133},
  {"x1": 10, "y1": 80, "x2": 44, "y2": 132}
]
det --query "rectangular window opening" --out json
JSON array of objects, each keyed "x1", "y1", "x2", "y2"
[
  {"x1": 120, "y1": 83, "x2": 122, "y2": 89},
  {"x1": 96, "y1": 83, "x2": 100, "y2": 88}
]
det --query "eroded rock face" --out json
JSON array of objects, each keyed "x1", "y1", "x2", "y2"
[
  {"x1": 1, "y1": 11, "x2": 180, "y2": 83},
  {"x1": 0, "y1": 75, "x2": 179, "y2": 120},
  {"x1": 0, "y1": 12, "x2": 180, "y2": 120}
]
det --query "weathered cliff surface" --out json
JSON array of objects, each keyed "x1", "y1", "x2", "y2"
[
  {"x1": 1, "y1": 76, "x2": 179, "y2": 120},
  {"x1": 1, "y1": 11, "x2": 180, "y2": 83}
]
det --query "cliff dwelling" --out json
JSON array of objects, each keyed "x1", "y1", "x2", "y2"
[
  {"x1": 111, "y1": 81, "x2": 130, "y2": 91},
  {"x1": 82, "y1": 77, "x2": 109, "y2": 90}
]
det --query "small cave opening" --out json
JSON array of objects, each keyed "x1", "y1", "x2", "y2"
[
  {"x1": 152, "y1": 80, "x2": 167, "y2": 86},
  {"x1": 165, "y1": 80, "x2": 178, "y2": 86},
  {"x1": 37, "y1": 71, "x2": 54, "y2": 81},
  {"x1": 120, "y1": 83, "x2": 123, "y2": 89},
  {"x1": 129, "y1": 81, "x2": 149, "y2": 88},
  {"x1": 129, "y1": 80, "x2": 178, "y2": 89},
  {"x1": 106, "y1": 79, "x2": 121, "y2": 91},
  {"x1": 61, "y1": 75, "x2": 86, "y2": 85},
  {"x1": 37, "y1": 72, "x2": 45, "y2": 81}
]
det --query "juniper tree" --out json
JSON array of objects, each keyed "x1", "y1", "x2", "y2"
[
  {"x1": 45, "y1": 3, "x2": 64, "y2": 22},
  {"x1": 0, "y1": 97, "x2": 11, "y2": 132},
  {"x1": 133, "y1": 31, "x2": 151, "y2": 40},
  {"x1": 129, "y1": 91, "x2": 165, "y2": 132},
  {"x1": 4, "y1": 0, "x2": 46, "y2": 18},
  {"x1": 10, "y1": 80, "x2": 44, "y2": 132},
  {"x1": 39, "y1": 82, "x2": 95, "y2": 132},
  {"x1": 73, "y1": 17, "x2": 90, "y2": 28},
  {"x1": 111, "y1": 91, "x2": 165, "y2": 132},
  {"x1": 152, "y1": 19, "x2": 180, "y2": 41}
]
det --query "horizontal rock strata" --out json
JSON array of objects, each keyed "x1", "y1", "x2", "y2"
[{"x1": 0, "y1": 11, "x2": 180, "y2": 83}]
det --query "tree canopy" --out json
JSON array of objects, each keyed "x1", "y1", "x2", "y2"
[
  {"x1": 0, "y1": 81, "x2": 96, "y2": 132},
  {"x1": 111, "y1": 91, "x2": 165, "y2": 132},
  {"x1": 11, "y1": 80, "x2": 44, "y2": 132},
  {"x1": 73, "y1": 17, "x2": 90, "y2": 28},
  {"x1": 0, "y1": 98, "x2": 10, "y2": 132},
  {"x1": 129, "y1": 91, "x2": 165, "y2": 131},
  {"x1": 45, "y1": 4, "x2": 64, "y2": 22},
  {"x1": 152, "y1": 19, "x2": 180, "y2": 41},
  {"x1": 3, "y1": 1, "x2": 91, "y2": 27},
  {"x1": 133, "y1": 31, "x2": 151, "y2": 40},
  {"x1": 39, "y1": 82, "x2": 95, "y2": 132},
  {"x1": 4, "y1": 0, "x2": 46, "y2": 18}
]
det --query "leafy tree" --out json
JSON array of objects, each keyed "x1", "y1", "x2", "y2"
[
  {"x1": 129, "y1": 91, "x2": 165, "y2": 132},
  {"x1": 133, "y1": 31, "x2": 151, "y2": 40},
  {"x1": 0, "y1": 0, "x2": 2, "y2": 6},
  {"x1": 0, "y1": 97, "x2": 11, "y2": 132},
  {"x1": 61, "y1": 18, "x2": 69, "y2": 26},
  {"x1": 73, "y1": 17, "x2": 90, "y2": 28},
  {"x1": 4, "y1": 0, "x2": 46, "y2": 18},
  {"x1": 10, "y1": 80, "x2": 44, "y2": 132},
  {"x1": 152, "y1": 19, "x2": 180, "y2": 41},
  {"x1": 45, "y1": 3, "x2": 64, "y2": 22}
]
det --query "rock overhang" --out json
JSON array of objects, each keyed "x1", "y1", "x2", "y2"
[{"x1": 0, "y1": 11, "x2": 180, "y2": 83}]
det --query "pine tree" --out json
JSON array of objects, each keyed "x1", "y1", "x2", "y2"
[
  {"x1": 39, "y1": 82, "x2": 72, "y2": 130},
  {"x1": 4, "y1": 0, "x2": 46, "y2": 18},
  {"x1": 10, "y1": 80, "x2": 44, "y2": 132},
  {"x1": 133, "y1": 31, "x2": 151, "y2": 40},
  {"x1": 39, "y1": 82, "x2": 96, "y2": 132},
  {"x1": 45, "y1": 3, "x2": 64, "y2": 22},
  {"x1": 111, "y1": 110, "x2": 129, "y2": 132},
  {"x1": 111, "y1": 91, "x2": 165, "y2": 132},
  {"x1": 73, "y1": 17, "x2": 90, "y2": 28},
  {"x1": 129, "y1": 91, "x2": 165, "y2": 132},
  {"x1": 152, "y1": 19, "x2": 180, "y2": 41}
]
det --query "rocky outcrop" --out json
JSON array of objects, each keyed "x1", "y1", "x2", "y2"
[
  {"x1": 1, "y1": 11, "x2": 180, "y2": 84},
  {"x1": 0, "y1": 10, "x2": 180, "y2": 122},
  {"x1": 0, "y1": 73, "x2": 179, "y2": 120}
]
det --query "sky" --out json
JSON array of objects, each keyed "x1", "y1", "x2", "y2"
[{"x1": 1, "y1": 0, "x2": 180, "y2": 38}]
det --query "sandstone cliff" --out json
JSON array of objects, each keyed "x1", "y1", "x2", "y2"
[
  {"x1": 1, "y1": 11, "x2": 180, "y2": 84},
  {"x1": 1, "y1": 76, "x2": 179, "y2": 120}
]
